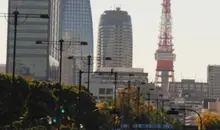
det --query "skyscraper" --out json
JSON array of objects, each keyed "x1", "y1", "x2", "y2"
[
  {"x1": 6, "y1": 0, "x2": 60, "y2": 81},
  {"x1": 96, "y1": 7, "x2": 133, "y2": 69},
  {"x1": 207, "y1": 65, "x2": 220, "y2": 98},
  {"x1": 60, "y1": 0, "x2": 93, "y2": 85}
]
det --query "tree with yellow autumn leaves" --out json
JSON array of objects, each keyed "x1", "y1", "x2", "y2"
[
  {"x1": 195, "y1": 112, "x2": 220, "y2": 129},
  {"x1": 95, "y1": 86, "x2": 157, "y2": 129},
  {"x1": 95, "y1": 86, "x2": 181, "y2": 130}
]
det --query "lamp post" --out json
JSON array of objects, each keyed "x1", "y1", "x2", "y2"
[
  {"x1": 167, "y1": 108, "x2": 203, "y2": 130},
  {"x1": 146, "y1": 87, "x2": 154, "y2": 128},
  {"x1": 67, "y1": 56, "x2": 111, "y2": 91},
  {"x1": 1, "y1": 10, "x2": 49, "y2": 130},
  {"x1": 127, "y1": 74, "x2": 134, "y2": 108},
  {"x1": 86, "y1": 55, "x2": 112, "y2": 92},
  {"x1": 126, "y1": 74, "x2": 134, "y2": 130},
  {"x1": 77, "y1": 69, "x2": 83, "y2": 130},
  {"x1": 110, "y1": 69, "x2": 118, "y2": 130},
  {"x1": 147, "y1": 88, "x2": 154, "y2": 114},
  {"x1": 87, "y1": 55, "x2": 91, "y2": 92},
  {"x1": 159, "y1": 94, "x2": 164, "y2": 125},
  {"x1": 137, "y1": 87, "x2": 140, "y2": 130},
  {"x1": 36, "y1": 40, "x2": 87, "y2": 84}
]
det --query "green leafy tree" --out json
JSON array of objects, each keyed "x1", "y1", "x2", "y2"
[
  {"x1": 77, "y1": 90, "x2": 101, "y2": 130},
  {"x1": 22, "y1": 80, "x2": 57, "y2": 128},
  {"x1": 0, "y1": 73, "x2": 30, "y2": 128},
  {"x1": 0, "y1": 73, "x2": 107, "y2": 130}
]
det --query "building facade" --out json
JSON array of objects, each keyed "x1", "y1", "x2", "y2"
[
  {"x1": 207, "y1": 65, "x2": 220, "y2": 98},
  {"x1": 96, "y1": 7, "x2": 133, "y2": 69},
  {"x1": 90, "y1": 67, "x2": 148, "y2": 101},
  {"x1": 168, "y1": 79, "x2": 209, "y2": 98},
  {"x1": 60, "y1": 0, "x2": 93, "y2": 85},
  {"x1": 202, "y1": 99, "x2": 220, "y2": 113},
  {"x1": 6, "y1": 0, "x2": 60, "y2": 81},
  {"x1": 0, "y1": 64, "x2": 6, "y2": 73}
]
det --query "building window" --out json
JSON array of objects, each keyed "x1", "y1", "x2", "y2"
[
  {"x1": 106, "y1": 88, "x2": 113, "y2": 94},
  {"x1": 99, "y1": 88, "x2": 105, "y2": 94}
]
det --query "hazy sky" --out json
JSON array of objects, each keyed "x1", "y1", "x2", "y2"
[{"x1": 1, "y1": 0, "x2": 220, "y2": 82}]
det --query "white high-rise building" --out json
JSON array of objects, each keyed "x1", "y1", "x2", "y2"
[
  {"x1": 96, "y1": 7, "x2": 133, "y2": 69},
  {"x1": 207, "y1": 65, "x2": 220, "y2": 98}
]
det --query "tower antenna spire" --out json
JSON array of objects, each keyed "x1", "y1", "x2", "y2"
[{"x1": 155, "y1": 0, "x2": 176, "y2": 93}]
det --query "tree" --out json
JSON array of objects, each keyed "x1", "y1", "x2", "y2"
[
  {"x1": 97, "y1": 86, "x2": 182, "y2": 130},
  {"x1": 0, "y1": 73, "x2": 30, "y2": 128},
  {"x1": 195, "y1": 112, "x2": 220, "y2": 129},
  {"x1": 116, "y1": 86, "x2": 156, "y2": 123},
  {"x1": 0, "y1": 73, "x2": 114, "y2": 130},
  {"x1": 22, "y1": 80, "x2": 57, "y2": 128}
]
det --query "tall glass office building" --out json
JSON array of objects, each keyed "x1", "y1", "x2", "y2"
[
  {"x1": 60, "y1": 0, "x2": 93, "y2": 85},
  {"x1": 6, "y1": 0, "x2": 60, "y2": 81}
]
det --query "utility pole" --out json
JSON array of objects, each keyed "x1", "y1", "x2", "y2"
[
  {"x1": 147, "y1": 92, "x2": 150, "y2": 130},
  {"x1": 11, "y1": 10, "x2": 18, "y2": 130},
  {"x1": 87, "y1": 55, "x2": 91, "y2": 92},
  {"x1": 11, "y1": 11, "x2": 18, "y2": 85},
  {"x1": 113, "y1": 72, "x2": 117, "y2": 130},
  {"x1": 58, "y1": 39, "x2": 64, "y2": 84},
  {"x1": 127, "y1": 80, "x2": 131, "y2": 107},
  {"x1": 121, "y1": 92, "x2": 125, "y2": 130},
  {"x1": 156, "y1": 98, "x2": 159, "y2": 130},
  {"x1": 137, "y1": 87, "x2": 140, "y2": 130},
  {"x1": 77, "y1": 70, "x2": 83, "y2": 130},
  {"x1": 147, "y1": 93, "x2": 150, "y2": 113},
  {"x1": 161, "y1": 99, "x2": 164, "y2": 125}
]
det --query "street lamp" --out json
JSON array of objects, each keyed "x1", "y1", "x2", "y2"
[
  {"x1": 137, "y1": 87, "x2": 140, "y2": 130},
  {"x1": 159, "y1": 94, "x2": 164, "y2": 125},
  {"x1": 86, "y1": 55, "x2": 112, "y2": 92},
  {"x1": 35, "y1": 40, "x2": 88, "y2": 84},
  {"x1": 147, "y1": 88, "x2": 154, "y2": 113},
  {"x1": 167, "y1": 108, "x2": 203, "y2": 130},
  {"x1": 67, "y1": 55, "x2": 112, "y2": 92}
]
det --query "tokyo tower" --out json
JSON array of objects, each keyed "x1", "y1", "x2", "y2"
[{"x1": 155, "y1": 0, "x2": 176, "y2": 92}]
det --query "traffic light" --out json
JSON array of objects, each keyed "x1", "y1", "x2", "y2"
[
  {"x1": 60, "y1": 106, "x2": 65, "y2": 114},
  {"x1": 61, "y1": 109, "x2": 65, "y2": 114},
  {"x1": 52, "y1": 118, "x2": 57, "y2": 124}
]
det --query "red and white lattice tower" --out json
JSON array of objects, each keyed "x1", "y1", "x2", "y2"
[{"x1": 155, "y1": 0, "x2": 176, "y2": 92}]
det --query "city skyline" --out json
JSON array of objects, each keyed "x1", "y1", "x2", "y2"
[{"x1": 1, "y1": 0, "x2": 220, "y2": 81}]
